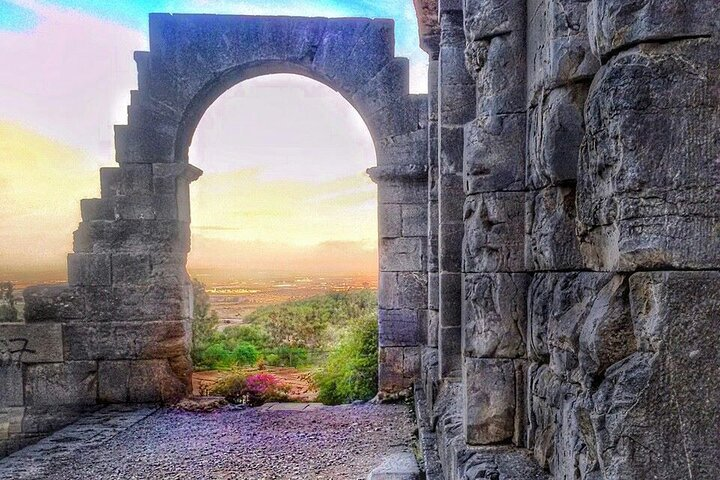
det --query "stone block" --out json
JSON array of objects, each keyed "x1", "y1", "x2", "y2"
[
  {"x1": 23, "y1": 285, "x2": 85, "y2": 322},
  {"x1": 578, "y1": 40, "x2": 720, "y2": 271},
  {"x1": 0, "y1": 365, "x2": 23, "y2": 406},
  {"x1": 351, "y1": 58, "x2": 410, "y2": 118},
  {"x1": 428, "y1": 272, "x2": 440, "y2": 310},
  {"x1": 377, "y1": 182, "x2": 427, "y2": 205},
  {"x1": 527, "y1": 0, "x2": 599, "y2": 97},
  {"x1": 0, "y1": 323, "x2": 63, "y2": 364},
  {"x1": 438, "y1": 221, "x2": 464, "y2": 273},
  {"x1": 379, "y1": 273, "x2": 427, "y2": 310},
  {"x1": 100, "y1": 167, "x2": 120, "y2": 199},
  {"x1": 526, "y1": 85, "x2": 588, "y2": 189},
  {"x1": 464, "y1": 357, "x2": 516, "y2": 445},
  {"x1": 439, "y1": 272, "x2": 461, "y2": 328},
  {"x1": 377, "y1": 130, "x2": 428, "y2": 169},
  {"x1": 379, "y1": 347, "x2": 413, "y2": 393},
  {"x1": 73, "y1": 219, "x2": 185, "y2": 255},
  {"x1": 527, "y1": 363, "x2": 592, "y2": 477},
  {"x1": 64, "y1": 321, "x2": 187, "y2": 361},
  {"x1": 118, "y1": 164, "x2": 152, "y2": 195},
  {"x1": 84, "y1": 283, "x2": 188, "y2": 322},
  {"x1": 111, "y1": 253, "x2": 152, "y2": 284},
  {"x1": 463, "y1": 273, "x2": 528, "y2": 359},
  {"x1": 464, "y1": 113, "x2": 525, "y2": 194},
  {"x1": 525, "y1": 186, "x2": 584, "y2": 271},
  {"x1": 378, "y1": 309, "x2": 419, "y2": 347},
  {"x1": 427, "y1": 231, "x2": 439, "y2": 274},
  {"x1": 67, "y1": 253, "x2": 112, "y2": 286},
  {"x1": 468, "y1": 32, "x2": 526, "y2": 115},
  {"x1": 379, "y1": 204, "x2": 402, "y2": 238},
  {"x1": 439, "y1": 125, "x2": 464, "y2": 175},
  {"x1": 80, "y1": 198, "x2": 114, "y2": 222},
  {"x1": 463, "y1": 192, "x2": 525, "y2": 273},
  {"x1": 527, "y1": 273, "x2": 633, "y2": 377},
  {"x1": 24, "y1": 362, "x2": 97, "y2": 406},
  {"x1": 438, "y1": 173, "x2": 465, "y2": 223},
  {"x1": 584, "y1": 271, "x2": 720, "y2": 479},
  {"x1": 464, "y1": 0, "x2": 525, "y2": 40},
  {"x1": 587, "y1": 0, "x2": 719, "y2": 60},
  {"x1": 98, "y1": 359, "x2": 188, "y2": 404},
  {"x1": 438, "y1": 326, "x2": 461, "y2": 377},
  {"x1": 401, "y1": 204, "x2": 427, "y2": 237},
  {"x1": 427, "y1": 310, "x2": 439, "y2": 348},
  {"x1": 380, "y1": 238, "x2": 425, "y2": 272},
  {"x1": 115, "y1": 194, "x2": 178, "y2": 221}
]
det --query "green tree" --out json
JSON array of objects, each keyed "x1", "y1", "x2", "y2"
[
  {"x1": 314, "y1": 312, "x2": 379, "y2": 405},
  {"x1": 0, "y1": 282, "x2": 18, "y2": 322},
  {"x1": 191, "y1": 279, "x2": 220, "y2": 366}
]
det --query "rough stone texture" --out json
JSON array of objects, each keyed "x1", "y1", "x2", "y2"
[
  {"x1": 463, "y1": 192, "x2": 525, "y2": 273},
  {"x1": 525, "y1": 186, "x2": 584, "y2": 271},
  {"x1": 463, "y1": 273, "x2": 527, "y2": 359},
  {"x1": 526, "y1": 85, "x2": 588, "y2": 189},
  {"x1": 464, "y1": 358, "x2": 516, "y2": 445},
  {"x1": 587, "y1": 0, "x2": 720, "y2": 60},
  {"x1": 0, "y1": 323, "x2": 64, "y2": 364},
  {"x1": 577, "y1": 39, "x2": 720, "y2": 271}
]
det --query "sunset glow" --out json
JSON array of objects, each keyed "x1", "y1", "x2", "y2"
[{"x1": 0, "y1": 0, "x2": 426, "y2": 282}]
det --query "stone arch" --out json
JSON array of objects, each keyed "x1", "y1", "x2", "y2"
[{"x1": 9, "y1": 14, "x2": 429, "y2": 417}]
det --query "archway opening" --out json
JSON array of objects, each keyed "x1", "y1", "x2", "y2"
[{"x1": 185, "y1": 73, "x2": 379, "y2": 405}]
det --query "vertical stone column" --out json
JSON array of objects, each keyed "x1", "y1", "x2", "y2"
[
  {"x1": 523, "y1": 1, "x2": 601, "y2": 473},
  {"x1": 372, "y1": 159, "x2": 429, "y2": 396},
  {"x1": 437, "y1": 0, "x2": 475, "y2": 379},
  {"x1": 422, "y1": 57, "x2": 441, "y2": 408},
  {"x1": 461, "y1": 0, "x2": 528, "y2": 447}
]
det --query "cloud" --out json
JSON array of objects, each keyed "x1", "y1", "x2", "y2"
[{"x1": 0, "y1": 0, "x2": 146, "y2": 164}]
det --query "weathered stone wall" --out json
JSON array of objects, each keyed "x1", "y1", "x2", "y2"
[
  {"x1": 1, "y1": 14, "x2": 428, "y2": 457},
  {"x1": 416, "y1": 0, "x2": 720, "y2": 478}
]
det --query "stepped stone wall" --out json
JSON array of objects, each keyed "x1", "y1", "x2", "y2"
[{"x1": 415, "y1": 0, "x2": 720, "y2": 478}]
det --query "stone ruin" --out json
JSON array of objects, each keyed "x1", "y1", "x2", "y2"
[{"x1": 1, "y1": 3, "x2": 719, "y2": 479}]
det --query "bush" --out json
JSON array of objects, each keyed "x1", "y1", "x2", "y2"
[
  {"x1": 314, "y1": 312, "x2": 378, "y2": 405},
  {"x1": 211, "y1": 371, "x2": 289, "y2": 406},
  {"x1": 232, "y1": 342, "x2": 260, "y2": 366},
  {"x1": 263, "y1": 346, "x2": 310, "y2": 368}
]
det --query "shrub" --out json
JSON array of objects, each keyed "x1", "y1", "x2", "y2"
[
  {"x1": 211, "y1": 371, "x2": 289, "y2": 406},
  {"x1": 232, "y1": 342, "x2": 260, "y2": 366},
  {"x1": 314, "y1": 312, "x2": 378, "y2": 405},
  {"x1": 263, "y1": 346, "x2": 310, "y2": 368}
]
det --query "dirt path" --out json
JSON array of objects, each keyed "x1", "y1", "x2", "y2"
[{"x1": 0, "y1": 403, "x2": 416, "y2": 480}]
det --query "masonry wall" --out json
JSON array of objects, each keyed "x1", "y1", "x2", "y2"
[{"x1": 417, "y1": 0, "x2": 720, "y2": 478}]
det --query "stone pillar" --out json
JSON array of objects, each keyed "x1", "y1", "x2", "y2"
[
  {"x1": 460, "y1": 0, "x2": 529, "y2": 447},
  {"x1": 423, "y1": 52, "x2": 441, "y2": 413},
  {"x1": 371, "y1": 162, "x2": 428, "y2": 396},
  {"x1": 437, "y1": 0, "x2": 475, "y2": 379}
]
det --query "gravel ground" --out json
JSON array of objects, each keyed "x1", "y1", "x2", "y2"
[{"x1": 0, "y1": 403, "x2": 417, "y2": 480}]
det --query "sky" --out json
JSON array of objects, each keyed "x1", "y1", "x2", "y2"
[{"x1": 0, "y1": 0, "x2": 428, "y2": 282}]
